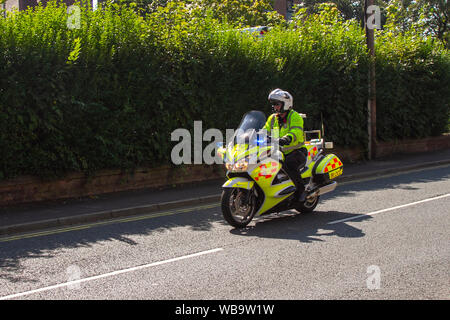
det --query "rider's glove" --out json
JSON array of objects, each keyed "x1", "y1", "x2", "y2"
[{"x1": 279, "y1": 135, "x2": 292, "y2": 146}]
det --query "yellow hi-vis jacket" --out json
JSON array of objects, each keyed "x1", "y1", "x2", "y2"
[{"x1": 264, "y1": 110, "x2": 305, "y2": 155}]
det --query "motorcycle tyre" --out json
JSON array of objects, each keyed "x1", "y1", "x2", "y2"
[
  {"x1": 294, "y1": 195, "x2": 320, "y2": 214},
  {"x1": 221, "y1": 188, "x2": 257, "y2": 228}
]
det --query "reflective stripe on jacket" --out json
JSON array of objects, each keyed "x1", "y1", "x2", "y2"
[{"x1": 263, "y1": 110, "x2": 304, "y2": 155}]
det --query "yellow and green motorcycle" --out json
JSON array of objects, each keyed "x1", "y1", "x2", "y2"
[{"x1": 217, "y1": 110, "x2": 343, "y2": 228}]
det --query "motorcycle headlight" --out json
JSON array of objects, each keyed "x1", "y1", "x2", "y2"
[{"x1": 226, "y1": 159, "x2": 249, "y2": 172}]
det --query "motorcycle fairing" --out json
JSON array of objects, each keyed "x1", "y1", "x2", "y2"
[
  {"x1": 222, "y1": 177, "x2": 255, "y2": 190},
  {"x1": 249, "y1": 157, "x2": 295, "y2": 215}
]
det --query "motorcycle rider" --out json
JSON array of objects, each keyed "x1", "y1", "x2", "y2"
[{"x1": 264, "y1": 88, "x2": 308, "y2": 201}]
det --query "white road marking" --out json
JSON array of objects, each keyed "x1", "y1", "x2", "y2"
[
  {"x1": 0, "y1": 248, "x2": 224, "y2": 300},
  {"x1": 0, "y1": 203, "x2": 219, "y2": 243},
  {"x1": 328, "y1": 193, "x2": 450, "y2": 225}
]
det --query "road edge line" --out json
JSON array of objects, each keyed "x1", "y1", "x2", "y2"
[{"x1": 1, "y1": 160, "x2": 449, "y2": 236}]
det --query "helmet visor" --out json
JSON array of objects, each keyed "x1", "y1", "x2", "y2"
[{"x1": 269, "y1": 99, "x2": 282, "y2": 106}]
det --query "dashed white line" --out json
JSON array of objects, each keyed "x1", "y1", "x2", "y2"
[
  {"x1": 0, "y1": 248, "x2": 224, "y2": 300},
  {"x1": 328, "y1": 193, "x2": 450, "y2": 225}
]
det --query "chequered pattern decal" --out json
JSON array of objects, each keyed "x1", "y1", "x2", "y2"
[
  {"x1": 324, "y1": 157, "x2": 343, "y2": 173},
  {"x1": 308, "y1": 146, "x2": 318, "y2": 158},
  {"x1": 254, "y1": 161, "x2": 278, "y2": 181}
]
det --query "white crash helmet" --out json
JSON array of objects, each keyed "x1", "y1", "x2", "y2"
[{"x1": 268, "y1": 88, "x2": 293, "y2": 112}]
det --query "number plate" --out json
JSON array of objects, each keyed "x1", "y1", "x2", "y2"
[{"x1": 329, "y1": 167, "x2": 343, "y2": 180}]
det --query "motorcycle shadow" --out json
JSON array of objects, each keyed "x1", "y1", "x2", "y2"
[{"x1": 229, "y1": 210, "x2": 369, "y2": 243}]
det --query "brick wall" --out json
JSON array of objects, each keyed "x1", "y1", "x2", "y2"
[
  {"x1": 274, "y1": 0, "x2": 302, "y2": 19},
  {"x1": 374, "y1": 135, "x2": 450, "y2": 158},
  {"x1": 0, "y1": 136, "x2": 448, "y2": 206},
  {"x1": 273, "y1": 0, "x2": 287, "y2": 19}
]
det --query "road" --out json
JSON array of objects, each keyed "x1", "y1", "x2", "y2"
[{"x1": 0, "y1": 165, "x2": 449, "y2": 303}]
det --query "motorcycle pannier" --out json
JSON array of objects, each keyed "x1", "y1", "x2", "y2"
[{"x1": 314, "y1": 154, "x2": 343, "y2": 185}]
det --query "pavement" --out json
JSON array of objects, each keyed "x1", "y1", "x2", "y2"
[{"x1": 0, "y1": 148, "x2": 449, "y2": 236}]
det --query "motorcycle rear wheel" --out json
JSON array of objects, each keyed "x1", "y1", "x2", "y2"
[
  {"x1": 221, "y1": 188, "x2": 257, "y2": 228},
  {"x1": 294, "y1": 194, "x2": 320, "y2": 213}
]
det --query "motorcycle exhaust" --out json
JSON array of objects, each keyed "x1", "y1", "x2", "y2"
[{"x1": 308, "y1": 181, "x2": 337, "y2": 198}]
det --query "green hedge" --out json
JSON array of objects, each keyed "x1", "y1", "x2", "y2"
[
  {"x1": 376, "y1": 31, "x2": 450, "y2": 140},
  {"x1": 0, "y1": 1, "x2": 448, "y2": 180}
]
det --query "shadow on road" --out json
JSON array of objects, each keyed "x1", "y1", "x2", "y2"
[
  {"x1": 0, "y1": 206, "x2": 225, "y2": 283},
  {"x1": 230, "y1": 210, "x2": 370, "y2": 243},
  {"x1": 0, "y1": 165, "x2": 448, "y2": 283}
]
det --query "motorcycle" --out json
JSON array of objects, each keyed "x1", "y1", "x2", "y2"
[{"x1": 216, "y1": 110, "x2": 343, "y2": 228}]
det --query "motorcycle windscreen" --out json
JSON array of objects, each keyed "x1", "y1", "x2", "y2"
[
  {"x1": 236, "y1": 110, "x2": 267, "y2": 132},
  {"x1": 230, "y1": 111, "x2": 267, "y2": 144},
  {"x1": 225, "y1": 111, "x2": 268, "y2": 164}
]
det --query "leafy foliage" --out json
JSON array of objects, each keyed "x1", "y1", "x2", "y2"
[
  {"x1": 376, "y1": 21, "x2": 450, "y2": 139},
  {"x1": 0, "y1": 0, "x2": 448, "y2": 180},
  {"x1": 293, "y1": 0, "x2": 390, "y2": 28},
  {"x1": 385, "y1": 0, "x2": 449, "y2": 49},
  {"x1": 192, "y1": 0, "x2": 285, "y2": 27},
  {"x1": 113, "y1": 0, "x2": 285, "y2": 27}
]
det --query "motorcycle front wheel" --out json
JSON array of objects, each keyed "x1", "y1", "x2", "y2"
[{"x1": 221, "y1": 188, "x2": 257, "y2": 228}]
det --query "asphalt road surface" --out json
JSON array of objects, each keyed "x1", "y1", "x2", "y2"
[{"x1": 0, "y1": 165, "x2": 449, "y2": 302}]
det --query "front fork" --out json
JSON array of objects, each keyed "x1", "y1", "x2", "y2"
[{"x1": 222, "y1": 177, "x2": 261, "y2": 212}]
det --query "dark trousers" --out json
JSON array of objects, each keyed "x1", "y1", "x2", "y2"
[{"x1": 283, "y1": 148, "x2": 307, "y2": 194}]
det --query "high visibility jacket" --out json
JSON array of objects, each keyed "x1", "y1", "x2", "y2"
[{"x1": 264, "y1": 110, "x2": 305, "y2": 155}]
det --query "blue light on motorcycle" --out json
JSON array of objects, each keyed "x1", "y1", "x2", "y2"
[{"x1": 255, "y1": 139, "x2": 265, "y2": 146}]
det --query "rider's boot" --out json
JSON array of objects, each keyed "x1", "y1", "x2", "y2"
[
  {"x1": 298, "y1": 191, "x2": 307, "y2": 202},
  {"x1": 283, "y1": 161, "x2": 307, "y2": 202},
  {"x1": 294, "y1": 168, "x2": 307, "y2": 202},
  {"x1": 291, "y1": 177, "x2": 306, "y2": 202},
  {"x1": 297, "y1": 184, "x2": 307, "y2": 202}
]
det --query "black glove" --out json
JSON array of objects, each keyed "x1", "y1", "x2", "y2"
[{"x1": 279, "y1": 135, "x2": 292, "y2": 146}]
